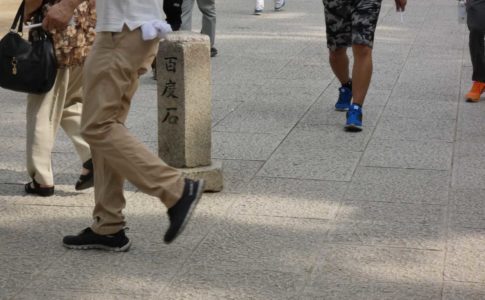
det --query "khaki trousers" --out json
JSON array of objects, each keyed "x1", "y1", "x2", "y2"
[
  {"x1": 26, "y1": 66, "x2": 91, "y2": 186},
  {"x1": 81, "y1": 28, "x2": 185, "y2": 235}
]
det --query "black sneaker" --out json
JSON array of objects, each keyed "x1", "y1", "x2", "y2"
[
  {"x1": 210, "y1": 47, "x2": 218, "y2": 57},
  {"x1": 164, "y1": 178, "x2": 205, "y2": 244},
  {"x1": 63, "y1": 227, "x2": 131, "y2": 252},
  {"x1": 75, "y1": 159, "x2": 94, "y2": 191}
]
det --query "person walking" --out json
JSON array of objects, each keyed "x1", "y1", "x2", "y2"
[
  {"x1": 465, "y1": 0, "x2": 485, "y2": 102},
  {"x1": 254, "y1": 0, "x2": 286, "y2": 15},
  {"x1": 42, "y1": 0, "x2": 205, "y2": 251},
  {"x1": 323, "y1": 0, "x2": 407, "y2": 131},
  {"x1": 23, "y1": 0, "x2": 96, "y2": 197},
  {"x1": 181, "y1": 0, "x2": 217, "y2": 57},
  {"x1": 152, "y1": 0, "x2": 184, "y2": 79}
]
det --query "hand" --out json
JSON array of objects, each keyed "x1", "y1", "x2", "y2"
[
  {"x1": 23, "y1": 0, "x2": 44, "y2": 22},
  {"x1": 395, "y1": 0, "x2": 407, "y2": 11},
  {"x1": 42, "y1": 0, "x2": 77, "y2": 31}
]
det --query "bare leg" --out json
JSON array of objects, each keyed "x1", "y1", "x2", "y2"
[
  {"x1": 329, "y1": 47, "x2": 351, "y2": 85},
  {"x1": 351, "y1": 44, "x2": 373, "y2": 105}
]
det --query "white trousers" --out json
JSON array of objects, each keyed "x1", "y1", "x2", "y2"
[{"x1": 26, "y1": 66, "x2": 91, "y2": 186}]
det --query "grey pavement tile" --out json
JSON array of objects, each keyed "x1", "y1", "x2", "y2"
[
  {"x1": 311, "y1": 245, "x2": 444, "y2": 284},
  {"x1": 28, "y1": 252, "x2": 162, "y2": 295},
  {"x1": 328, "y1": 201, "x2": 445, "y2": 250},
  {"x1": 212, "y1": 83, "x2": 264, "y2": 103},
  {"x1": 218, "y1": 159, "x2": 264, "y2": 194},
  {"x1": 212, "y1": 99, "x2": 243, "y2": 125},
  {"x1": 369, "y1": 64, "x2": 402, "y2": 90},
  {"x1": 448, "y1": 227, "x2": 485, "y2": 251},
  {"x1": 212, "y1": 131, "x2": 284, "y2": 160},
  {"x1": 403, "y1": 58, "x2": 462, "y2": 75},
  {"x1": 397, "y1": 70, "x2": 460, "y2": 88},
  {"x1": 408, "y1": 45, "x2": 463, "y2": 61},
  {"x1": 299, "y1": 283, "x2": 441, "y2": 300},
  {"x1": 0, "y1": 205, "x2": 93, "y2": 257},
  {"x1": 276, "y1": 61, "x2": 335, "y2": 82},
  {"x1": 213, "y1": 102, "x2": 308, "y2": 134},
  {"x1": 391, "y1": 81, "x2": 460, "y2": 102},
  {"x1": 445, "y1": 241, "x2": 485, "y2": 283},
  {"x1": 382, "y1": 98, "x2": 457, "y2": 120},
  {"x1": 272, "y1": 125, "x2": 372, "y2": 151},
  {"x1": 450, "y1": 189, "x2": 485, "y2": 229},
  {"x1": 361, "y1": 138, "x2": 453, "y2": 170},
  {"x1": 373, "y1": 116, "x2": 456, "y2": 142},
  {"x1": 345, "y1": 167, "x2": 449, "y2": 205},
  {"x1": 185, "y1": 214, "x2": 330, "y2": 272},
  {"x1": 212, "y1": 57, "x2": 289, "y2": 84},
  {"x1": 258, "y1": 139, "x2": 362, "y2": 181},
  {"x1": 0, "y1": 272, "x2": 34, "y2": 300},
  {"x1": 300, "y1": 102, "x2": 385, "y2": 128},
  {"x1": 231, "y1": 177, "x2": 346, "y2": 219},
  {"x1": 164, "y1": 264, "x2": 304, "y2": 300},
  {"x1": 443, "y1": 282, "x2": 485, "y2": 300},
  {"x1": 456, "y1": 103, "x2": 485, "y2": 142},
  {"x1": 452, "y1": 142, "x2": 485, "y2": 189},
  {"x1": 14, "y1": 290, "x2": 149, "y2": 300},
  {"x1": 0, "y1": 90, "x2": 26, "y2": 114}
]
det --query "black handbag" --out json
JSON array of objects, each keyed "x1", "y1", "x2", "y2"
[{"x1": 0, "y1": 1, "x2": 57, "y2": 94}]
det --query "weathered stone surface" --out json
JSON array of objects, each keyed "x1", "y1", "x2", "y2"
[
  {"x1": 180, "y1": 160, "x2": 223, "y2": 192},
  {"x1": 157, "y1": 32, "x2": 212, "y2": 168}
]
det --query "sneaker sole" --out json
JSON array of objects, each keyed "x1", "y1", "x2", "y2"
[
  {"x1": 345, "y1": 124, "x2": 362, "y2": 132},
  {"x1": 275, "y1": 1, "x2": 285, "y2": 10},
  {"x1": 164, "y1": 179, "x2": 205, "y2": 244},
  {"x1": 63, "y1": 240, "x2": 132, "y2": 252},
  {"x1": 466, "y1": 98, "x2": 480, "y2": 102},
  {"x1": 335, "y1": 107, "x2": 349, "y2": 112}
]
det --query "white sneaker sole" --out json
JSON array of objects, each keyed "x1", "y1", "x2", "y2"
[{"x1": 63, "y1": 240, "x2": 132, "y2": 252}]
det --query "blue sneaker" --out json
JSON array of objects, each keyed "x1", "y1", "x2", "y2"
[
  {"x1": 335, "y1": 86, "x2": 352, "y2": 111},
  {"x1": 345, "y1": 104, "x2": 363, "y2": 132}
]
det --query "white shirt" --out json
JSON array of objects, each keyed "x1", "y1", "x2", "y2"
[{"x1": 95, "y1": 0, "x2": 164, "y2": 32}]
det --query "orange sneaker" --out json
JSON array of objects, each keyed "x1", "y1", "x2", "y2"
[{"x1": 465, "y1": 81, "x2": 485, "y2": 102}]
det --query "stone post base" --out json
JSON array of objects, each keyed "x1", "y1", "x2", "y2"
[{"x1": 179, "y1": 160, "x2": 223, "y2": 192}]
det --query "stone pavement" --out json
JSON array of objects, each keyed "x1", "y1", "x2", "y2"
[{"x1": 0, "y1": 0, "x2": 484, "y2": 298}]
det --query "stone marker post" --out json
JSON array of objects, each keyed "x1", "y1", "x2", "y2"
[{"x1": 157, "y1": 32, "x2": 223, "y2": 192}]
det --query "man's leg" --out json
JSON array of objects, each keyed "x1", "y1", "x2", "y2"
[
  {"x1": 465, "y1": 29, "x2": 485, "y2": 101},
  {"x1": 323, "y1": 0, "x2": 352, "y2": 111},
  {"x1": 196, "y1": 0, "x2": 216, "y2": 48},
  {"x1": 181, "y1": 0, "x2": 195, "y2": 31},
  {"x1": 470, "y1": 30, "x2": 485, "y2": 83},
  {"x1": 80, "y1": 30, "x2": 185, "y2": 234},
  {"x1": 329, "y1": 47, "x2": 350, "y2": 85},
  {"x1": 26, "y1": 69, "x2": 69, "y2": 189},
  {"x1": 351, "y1": 44, "x2": 373, "y2": 106},
  {"x1": 343, "y1": 0, "x2": 382, "y2": 131},
  {"x1": 60, "y1": 65, "x2": 91, "y2": 165}
]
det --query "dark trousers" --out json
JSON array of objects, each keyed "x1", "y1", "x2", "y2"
[
  {"x1": 467, "y1": 0, "x2": 485, "y2": 82},
  {"x1": 469, "y1": 30, "x2": 485, "y2": 82}
]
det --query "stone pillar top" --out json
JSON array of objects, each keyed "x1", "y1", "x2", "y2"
[{"x1": 164, "y1": 32, "x2": 210, "y2": 43}]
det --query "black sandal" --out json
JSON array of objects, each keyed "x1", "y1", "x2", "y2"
[
  {"x1": 24, "y1": 179, "x2": 54, "y2": 197},
  {"x1": 75, "y1": 159, "x2": 94, "y2": 190}
]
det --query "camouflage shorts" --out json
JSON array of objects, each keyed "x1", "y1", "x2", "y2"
[{"x1": 323, "y1": 0, "x2": 383, "y2": 51}]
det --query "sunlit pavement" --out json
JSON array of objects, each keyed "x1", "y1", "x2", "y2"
[{"x1": 1, "y1": 0, "x2": 483, "y2": 299}]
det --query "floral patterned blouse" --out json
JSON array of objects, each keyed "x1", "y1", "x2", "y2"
[{"x1": 48, "y1": 1, "x2": 96, "y2": 68}]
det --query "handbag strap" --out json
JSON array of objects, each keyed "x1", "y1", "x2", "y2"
[{"x1": 10, "y1": 1, "x2": 25, "y2": 33}]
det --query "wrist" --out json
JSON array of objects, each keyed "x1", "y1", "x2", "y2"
[{"x1": 63, "y1": 0, "x2": 84, "y2": 11}]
